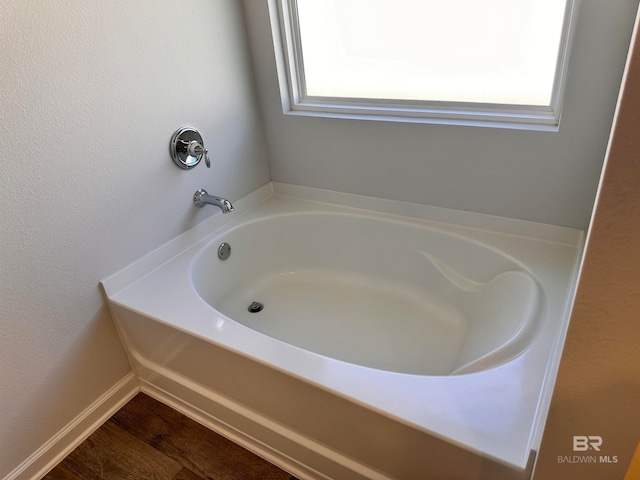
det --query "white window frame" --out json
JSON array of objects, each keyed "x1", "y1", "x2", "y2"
[{"x1": 269, "y1": 0, "x2": 579, "y2": 131}]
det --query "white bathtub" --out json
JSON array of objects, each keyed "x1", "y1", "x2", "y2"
[{"x1": 102, "y1": 183, "x2": 583, "y2": 480}]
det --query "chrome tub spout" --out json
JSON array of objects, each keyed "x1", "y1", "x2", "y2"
[{"x1": 193, "y1": 189, "x2": 234, "y2": 213}]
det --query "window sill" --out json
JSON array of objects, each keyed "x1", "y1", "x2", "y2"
[{"x1": 284, "y1": 101, "x2": 561, "y2": 132}]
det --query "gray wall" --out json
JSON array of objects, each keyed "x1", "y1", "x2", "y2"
[
  {"x1": 535, "y1": 11, "x2": 640, "y2": 478},
  {"x1": 243, "y1": 0, "x2": 639, "y2": 229},
  {"x1": 0, "y1": 1, "x2": 269, "y2": 476}
]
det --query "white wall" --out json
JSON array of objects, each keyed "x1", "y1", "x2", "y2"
[
  {"x1": 0, "y1": 1, "x2": 269, "y2": 477},
  {"x1": 243, "y1": 0, "x2": 639, "y2": 229}
]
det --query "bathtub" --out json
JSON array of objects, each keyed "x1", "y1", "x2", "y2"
[{"x1": 102, "y1": 182, "x2": 583, "y2": 480}]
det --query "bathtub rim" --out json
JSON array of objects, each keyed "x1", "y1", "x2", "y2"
[{"x1": 103, "y1": 182, "x2": 582, "y2": 298}]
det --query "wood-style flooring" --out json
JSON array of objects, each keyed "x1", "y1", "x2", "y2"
[{"x1": 44, "y1": 393, "x2": 298, "y2": 480}]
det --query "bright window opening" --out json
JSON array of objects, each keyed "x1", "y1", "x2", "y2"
[{"x1": 272, "y1": 0, "x2": 576, "y2": 129}]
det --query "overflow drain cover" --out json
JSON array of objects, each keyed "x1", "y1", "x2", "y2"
[
  {"x1": 218, "y1": 243, "x2": 231, "y2": 260},
  {"x1": 248, "y1": 301, "x2": 264, "y2": 313}
]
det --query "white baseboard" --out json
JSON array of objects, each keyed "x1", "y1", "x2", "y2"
[
  {"x1": 141, "y1": 381, "x2": 331, "y2": 480},
  {"x1": 4, "y1": 372, "x2": 139, "y2": 480},
  {"x1": 139, "y1": 375, "x2": 392, "y2": 480},
  {"x1": 6, "y1": 363, "x2": 388, "y2": 480}
]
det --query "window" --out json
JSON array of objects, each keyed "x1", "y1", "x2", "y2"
[{"x1": 270, "y1": 0, "x2": 577, "y2": 130}]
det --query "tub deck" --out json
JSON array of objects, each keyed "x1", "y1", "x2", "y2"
[{"x1": 102, "y1": 182, "x2": 583, "y2": 479}]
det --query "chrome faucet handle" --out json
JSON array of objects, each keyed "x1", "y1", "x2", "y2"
[
  {"x1": 186, "y1": 141, "x2": 211, "y2": 168},
  {"x1": 170, "y1": 126, "x2": 211, "y2": 169}
]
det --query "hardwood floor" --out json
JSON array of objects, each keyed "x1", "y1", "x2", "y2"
[{"x1": 44, "y1": 393, "x2": 298, "y2": 480}]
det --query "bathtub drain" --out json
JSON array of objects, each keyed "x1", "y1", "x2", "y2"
[{"x1": 248, "y1": 301, "x2": 264, "y2": 313}]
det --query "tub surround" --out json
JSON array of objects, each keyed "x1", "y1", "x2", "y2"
[{"x1": 102, "y1": 182, "x2": 583, "y2": 479}]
